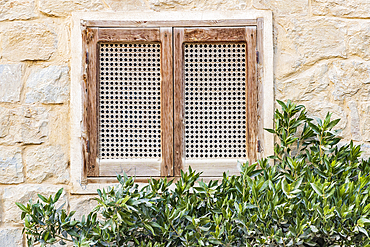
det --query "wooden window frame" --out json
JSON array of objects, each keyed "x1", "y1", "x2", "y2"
[
  {"x1": 82, "y1": 28, "x2": 173, "y2": 178},
  {"x1": 80, "y1": 19, "x2": 265, "y2": 183},
  {"x1": 174, "y1": 26, "x2": 257, "y2": 177}
]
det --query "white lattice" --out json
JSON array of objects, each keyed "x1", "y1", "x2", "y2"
[
  {"x1": 99, "y1": 43, "x2": 162, "y2": 159},
  {"x1": 184, "y1": 43, "x2": 247, "y2": 159}
]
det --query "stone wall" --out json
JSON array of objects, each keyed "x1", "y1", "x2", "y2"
[{"x1": 0, "y1": 0, "x2": 369, "y2": 246}]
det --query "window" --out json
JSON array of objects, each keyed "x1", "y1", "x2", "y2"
[
  {"x1": 83, "y1": 22, "x2": 259, "y2": 179},
  {"x1": 70, "y1": 12, "x2": 274, "y2": 191}
]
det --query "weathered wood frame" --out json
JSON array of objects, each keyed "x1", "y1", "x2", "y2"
[
  {"x1": 174, "y1": 27, "x2": 257, "y2": 177},
  {"x1": 81, "y1": 19, "x2": 262, "y2": 182},
  {"x1": 82, "y1": 27, "x2": 173, "y2": 177}
]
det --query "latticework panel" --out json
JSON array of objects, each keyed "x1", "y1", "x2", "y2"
[
  {"x1": 184, "y1": 43, "x2": 247, "y2": 159},
  {"x1": 99, "y1": 43, "x2": 162, "y2": 159}
]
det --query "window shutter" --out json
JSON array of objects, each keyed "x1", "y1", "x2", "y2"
[
  {"x1": 174, "y1": 27, "x2": 257, "y2": 177},
  {"x1": 84, "y1": 27, "x2": 173, "y2": 177}
]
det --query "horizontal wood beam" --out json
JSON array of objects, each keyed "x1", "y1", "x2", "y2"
[
  {"x1": 98, "y1": 28, "x2": 160, "y2": 42},
  {"x1": 99, "y1": 159, "x2": 161, "y2": 177},
  {"x1": 86, "y1": 19, "x2": 257, "y2": 28}
]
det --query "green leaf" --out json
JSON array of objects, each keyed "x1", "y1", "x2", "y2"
[
  {"x1": 363, "y1": 203, "x2": 370, "y2": 215},
  {"x1": 359, "y1": 226, "x2": 369, "y2": 238},
  {"x1": 59, "y1": 240, "x2": 66, "y2": 245},
  {"x1": 276, "y1": 99, "x2": 288, "y2": 111},
  {"x1": 327, "y1": 118, "x2": 340, "y2": 129},
  {"x1": 310, "y1": 225, "x2": 318, "y2": 233},
  {"x1": 358, "y1": 217, "x2": 370, "y2": 227},
  {"x1": 144, "y1": 223, "x2": 156, "y2": 236},
  {"x1": 37, "y1": 194, "x2": 48, "y2": 203},
  {"x1": 282, "y1": 178, "x2": 290, "y2": 195},
  {"x1": 148, "y1": 221, "x2": 162, "y2": 229},
  {"x1": 208, "y1": 239, "x2": 223, "y2": 245},
  {"x1": 54, "y1": 188, "x2": 63, "y2": 203},
  {"x1": 15, "y1": 202, "x2": 28, "y2": 213},
  {"x1": 118, "y1": 195, "x2": 131, "y2": 206},
  {"x1": 245, "y1": 203, "x2": 257, "y2": 209},
  {"x1": 310, "y1": 183, "x2": 323, "y2": 197},
  {"x1": 264, "y1": 128, "x2": 276, "y2": 134},
  {"x1": 308, "y1": 122, "x2": 320, "y2": 135}
]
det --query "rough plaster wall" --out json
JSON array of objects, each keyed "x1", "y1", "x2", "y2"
[{"x1": 0, "y1": 0, "x2": 369, "y2": 245}]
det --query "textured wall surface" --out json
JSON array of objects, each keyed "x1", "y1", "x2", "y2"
[{"x1": 0, "y1": 0, "x2": 369, "y2": 245}]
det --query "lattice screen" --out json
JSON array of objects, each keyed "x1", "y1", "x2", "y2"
[
  {"x1": 99, "y1": 43, "x2": 162, "y2": 159},
  {"x1": 184, "y1": 43, "x2": 247, "y2": 159}
]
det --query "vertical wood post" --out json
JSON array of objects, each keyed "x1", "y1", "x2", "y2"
[
  {"x1": 160, "y1": 27, "x2": 174, "y2": 176},
  {"x1": 174, "y1": 28, "x2": 185, "y2": 176}
]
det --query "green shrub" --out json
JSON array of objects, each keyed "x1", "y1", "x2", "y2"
[{"x1": 17, "y1": 100, "x2": 370, "y2": 246}]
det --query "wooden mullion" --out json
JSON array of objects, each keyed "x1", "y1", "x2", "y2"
[
  {"x1": 85, "y1": 27, "x2": 99, "y2": 177},
  {"x1": 174, "y1": 28, "x2": 185, "y2": 177},
  {"x1": 160, "y1": 27, "x2": 174, "y2": 176},
  {"x1": 246, "y1": 26, "x2": 258, "y2": 163}
]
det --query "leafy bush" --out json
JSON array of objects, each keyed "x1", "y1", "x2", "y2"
[{"x1": 17, "y1": 100, "x2": 370, "y2": 246}]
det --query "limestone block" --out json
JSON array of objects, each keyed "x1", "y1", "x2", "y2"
[
  {"x1": 0, "y1": 107, "x2": 21, "y2": 145},
  {"x1": 105, "y1": 0, "x2": 147, "y2": 10},
  {"x1": 357, "y1": 84, "x2": 370, "y2": 102},
  {"x1": 361, "y1": 143, "x2": 370, "y2": 160},
  {"x1": 363, "y1": 119, "x2": 370, "y2": 142},
  {"x1": 3, "y1": 184, "x2": 68, "y2": 224},
  {"x1": 347, "y1": 22, "x2": 370, "y2": 61},
  {"x1": 147, "y1": 0, "x2": 248, "y2": 10},
  {"x1": 194, "y1": 0, "x2": 249, "y2": 10},
  {"x1": 2, "y1": 23, "x2": 57, "y2": 61},
  {"x1": 0, "y1": 228, "x2": 23, "y2": 247},
  {"x1": 0, "y1": 64, "x2": 23, "y2": 103},
  {"x1": 275, "y1": 18, "x2": 346, "y2": 79},
  {"x1": 0, "y1": 187, "x2": 2, "y2": 222},
  {"x1": 147, "y1": 0, "x2": 196, "y2": 9},
  {"x1": 21, "y1": 106, "x2": 49, "y2": 144},
  {"x1": 39, "y1": 0, "x2": 104, "y2": 17},
  {"x1": 25, "y1": 66, "x2": 70, "y2": 104},
  {"x1": 277, "y1": 59, "x2": 370, "y2": 103},
  {"x1": 274, "y1": 22, "x2": 303, "y2": 80},
  {"x1": 305, "y1": 101, "x2": 347, "y2": 131},
  {"x1": 348, "y1": 101, "x2": 361, "y2": 141},
  {"x1": 0, "y1": 106, "x2": 48, "y2": 145},
  {"x1": 0, "y1": 147, "x2": 23, "y2": 184},
  {"x1": 276, "y1": 62, "x2": 329, "y2": 102},
  {"x1": 360, "y1": 103, "x2": 370, "y2": 142},
  {"x1": 69, "y1": 196, "x2": 98, "y2": 221},
  {"x1": 253, "y1": 0, "x2": 308, "y2": 16},
  {"x1": 312, "y1": 0, "x2": 370, "y2": 18},
  {"x1": 329, "y1": 60, "x2": 370, "y2": 101},
  {"x1": 25, "y1": 145, "x2": 69, "y2": 184},
  {"x1": 0, "y1": 0, "x2": 37, "y2": 21},
  {"x1": 49, "y1": 105, "x2": 70, "y2": 146}
]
